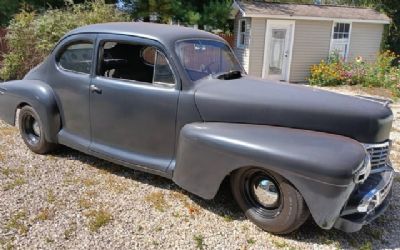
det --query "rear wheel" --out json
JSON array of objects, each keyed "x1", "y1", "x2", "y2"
[
  {"x1": 230, "y1": 167, "x2": 309, "y2": 234},
  {"x1": 18, "y1": 106, "x2": 56, "y2": 154}
]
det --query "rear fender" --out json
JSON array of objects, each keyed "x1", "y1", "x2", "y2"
[
  {"x1": 0, "y1": 80, "x2": 60, "y2": 143},
  {"x1": 172, "y1": 122, "x2": 365, "y2": 229}
]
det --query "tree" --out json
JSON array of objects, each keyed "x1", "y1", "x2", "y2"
[
  {"x1": 121, "y1": 0, "x2": 232, "y2": 32},
  {"x1": 202, "y1": 0, "x2": 233, "y2": 32},
  {"x1": 0, "y1": 0, "x2": 117, "y2": 26}
]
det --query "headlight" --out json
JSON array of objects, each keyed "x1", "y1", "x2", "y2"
[{"x1": 354, "y1": 154, "x2": 371, "y2": 184}]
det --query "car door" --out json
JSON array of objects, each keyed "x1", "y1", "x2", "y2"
[
  {"x1": 47, "y1": 34, "x2": 96, "y2": 151},
  {"x1": 89, "y1": 34, "x2": 179, "y2": 173}
]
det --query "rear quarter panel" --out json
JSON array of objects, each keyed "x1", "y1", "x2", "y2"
[{"x1": 0, "y1": 80, "x2": 60, "y2": 142}]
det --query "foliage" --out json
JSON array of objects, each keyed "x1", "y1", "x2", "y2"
[
  {"x1": 121, "y1": 0, "x2": 233, "y2": 32},
  {"x1": 0, "y1": 0, "x2": 118, "y2": 26},
  {"x1": 202, "y1": 0, "x2": 232, "y2": 32},
  {"x1": 309, "y1": 51, "x2": 400, "y2": 96},
  {"x1": 0, "y1": 0, "x2": 129, "y2": 80}
]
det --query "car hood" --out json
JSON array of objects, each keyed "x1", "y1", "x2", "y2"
[{"x1": 194, "y1": 76, "x2": 393, "y2": 143}]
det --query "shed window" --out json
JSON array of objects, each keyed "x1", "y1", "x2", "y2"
[
  {"x1": 237, "y1": 19, "x2": 247, "y2": 48},
  {"x1": 330, "y1": 22, "x2": 351, "y2": 60}
]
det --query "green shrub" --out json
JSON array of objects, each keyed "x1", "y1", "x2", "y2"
[
  {"x1": 0, "y1": 0, "x2": 129, "y2": 80},
  {"x1": 309, "y1": 51, "x2": 400, "y2": 96}
]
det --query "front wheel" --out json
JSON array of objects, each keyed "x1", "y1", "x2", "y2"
[
  {"x1": 230, "y1": 168, "x2": 309, "y2": 234},
  {"x1": 18, "y1": 106, "x2": 56, "y2": 154}
]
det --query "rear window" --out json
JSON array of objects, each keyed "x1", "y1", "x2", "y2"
[{"x1": 58, "y1": 42, "x2": 93, "y2": 74}]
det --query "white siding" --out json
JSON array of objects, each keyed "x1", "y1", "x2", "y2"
[
  {"x1": 234, "y1": 17, "x2": 385, "y2": 82},
  {"x1": 348, "y1": 23, "x2": 384, "y2": 62},
  {"x1": 248, "y1": 18, "x2": 267, "y2": 77},
  {"x1": 243, "y1": 18, "x2": 332, "y2": 81},
  {"x1": 233, "y1": 13, "x2": 251, "y2": 72},
  {"x1": 290, "y1": 20, "x2": 332, "y2": 82}
]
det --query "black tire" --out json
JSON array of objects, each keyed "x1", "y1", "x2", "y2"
[
  {"x1": 18, "y1": 106, "x2": 56, "y2": 154},
  {"x1": 230, "y1": 167, "x2": 309, "y2": 234}
]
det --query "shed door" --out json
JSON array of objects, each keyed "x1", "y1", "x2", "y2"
[{"x1": 263, "y1": 20, "x2": 295, "y2": 82}]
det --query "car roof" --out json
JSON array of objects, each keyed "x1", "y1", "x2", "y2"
[{"x1": 65, "y1": 22, "x2": 224, "y2": 46}]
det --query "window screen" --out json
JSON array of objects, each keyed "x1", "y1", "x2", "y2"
[{"x1": 58, "y1": 42, "x2": 93, "y2": 74}]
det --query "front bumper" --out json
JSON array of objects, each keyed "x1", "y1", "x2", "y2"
[{"x1": 333, "y1": 165, "x2": 394, "y2": 233}]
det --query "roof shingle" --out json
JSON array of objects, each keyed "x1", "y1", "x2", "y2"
[{"x1": 235, "y1": 1, "x2": 390, "y2": 23}]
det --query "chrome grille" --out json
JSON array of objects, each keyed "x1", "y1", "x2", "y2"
[{"x1": 364, "y1": 142, "x2": 390, "y2": 171}]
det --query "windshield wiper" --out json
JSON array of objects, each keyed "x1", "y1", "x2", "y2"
[{"x1": 214, "y1": 70, "x2": 242, "y2": 80}]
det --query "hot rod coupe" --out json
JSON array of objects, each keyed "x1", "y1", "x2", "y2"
[{"x1": 0, "y1": 23, "x2": 395, "y2": 234}]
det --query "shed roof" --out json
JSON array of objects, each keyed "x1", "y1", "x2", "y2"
[{"x1": 234, "y1": 1, "x2": 390, "y2": 24}]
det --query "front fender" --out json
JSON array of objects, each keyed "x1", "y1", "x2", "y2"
[
  {"x1": 0, "y1": 80, "x2": 60, "y2": 143},
  {"x1": 172, "y1": 122, "x2": 366, "y2": 229}
]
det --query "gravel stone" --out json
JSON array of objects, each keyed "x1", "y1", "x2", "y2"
[{"x1": 0, "y1": 86, "x2": 399, "y2": 249}]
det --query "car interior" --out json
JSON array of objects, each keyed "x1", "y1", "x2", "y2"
[{"x1": 99, "y1": 42, "x2": 156, "y2": 83}]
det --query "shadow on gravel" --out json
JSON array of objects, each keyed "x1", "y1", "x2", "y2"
[
  {"x1": 51, "y1": 147, "x2": 400, "y2": 249},
  {"x1": 50, "y1": 146, "x2": 245, "y2": 220}
]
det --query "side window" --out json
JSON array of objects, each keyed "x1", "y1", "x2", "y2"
[
  {"x1": 98, "y1": 41, "x2": 175, "y2": 86},
  {"x1": 154, "y1": 51, "x2": 175, "y2": 85},
  {"x1": 58, "y1": 42, "x2": 93, "y2": 74}
]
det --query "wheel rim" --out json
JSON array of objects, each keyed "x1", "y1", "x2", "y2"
[
  {"x1": 242, "y1": 169, "x2": 283, "y2": 218},
  {"x1": 22, "y1": 113, "x2": 41, "y2": 146},
  {"x1": 253, "y1": 178, "x2": 279, "y2": 208}
]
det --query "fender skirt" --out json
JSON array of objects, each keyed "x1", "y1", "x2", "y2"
[
  {"x1": 172, "y1": 122, "x2": 366, "y2": 229},
  {"x1": 0, "y1": 80, "x2": 60, "y2": 143}
]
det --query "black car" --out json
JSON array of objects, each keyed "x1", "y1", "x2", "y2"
[{"x1": 0, "y1": 22, "x2": 394, "y2": 234}]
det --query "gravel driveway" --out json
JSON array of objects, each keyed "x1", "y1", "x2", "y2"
[{"x1": 0, "y1": 86, "x2": 399, "y2": 250}]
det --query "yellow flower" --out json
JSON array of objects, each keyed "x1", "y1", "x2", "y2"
[{"x1": 355, "y1": 56, "x2": 363, "y2": 63}]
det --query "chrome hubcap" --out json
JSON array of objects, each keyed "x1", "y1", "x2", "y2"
[
  {"x1": 253, "y1": 178, "x2": 279, "y2": 208},
  {"x1": 32, "y1": 120, "x2": 40, "y2": 136}
]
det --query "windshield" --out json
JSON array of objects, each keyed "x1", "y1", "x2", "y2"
[{"x1": 176, "y1": 39, "x2": 243, "y2": 81}]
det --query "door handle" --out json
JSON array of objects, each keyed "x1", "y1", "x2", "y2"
[{"x1": 90, "y1": 84, "x2": 102, "y2": 94}]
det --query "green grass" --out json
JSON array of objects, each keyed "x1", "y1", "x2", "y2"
[
  {"x1": 6, "y1": 211, "x2": 29, "y2": 235},
  {"x1": 145, "y1": 192, "x2": 169, "y2": 212},
  {"x1": 47, "y1": 190, "x2": 56, "y2": 203},
  {"x1": 81, "y1": 178, "x2": 98, "y2": 187},
  {"x1": 366, "y1": 228, "x2": 382, "y2": 240},
  {"x1": 85, "y1": 209, "x2": 113, "y2": 232},
  {"x1": 272, "y1": 238, "x2": 290, "y2": 249},
  {"x1": 3, "y1": 177, "x2": 26, "y2": 191},
  {"x1": 34, "y1": 208, "x2": 55, "y2": 222},
  {"x1": 247, "y1": 238, "x2": 256, "y2": 244},
  {"x1": 359, "y1": 241, "x2": 373, "y2": 250},
  {"x1": 64, "y1": 222, "x2": 77, "y2": 240},
  {"x1": 193, "y1": 234, "x2": 205, "y2": 250},
  {"x1": 1, "y1": 167, "x2": 24, "y2": 178},
  {"x1": 78, "y1": 198, "x2": 92, "y2": 209},
  {"x1": 223, "y1": 214, "x2": 233, "y2": 222}
]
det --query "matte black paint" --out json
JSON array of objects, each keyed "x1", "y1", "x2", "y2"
[
  {"x1": 0, "y1": 80, "x2": 60, "y2": 143},
  {"x1": 172, "y1": 123, "x2": 364, "y2": 229},
  {"x1": 194, "y1": 77, "x2": 393, "y2": 144},
  {"x1": 0, "y1": 22, "x2": 394, "y2": 232}
]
